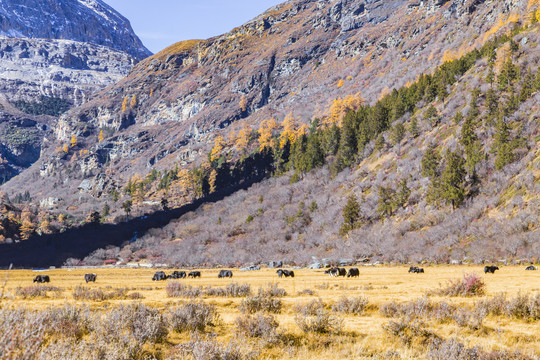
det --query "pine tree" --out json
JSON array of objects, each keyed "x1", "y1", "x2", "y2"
[
  {"x1": 390, "y1": 123, "x2": 406, "y2": 145},
  {"x1": 498, "y1": 58, "x2": 519, "y2": 91},
  {"x1": 485, "y1": 89, "x2": 498, "y2": 115},
  {"x1": 440, "y1": 151, "x2": 466, "y2": 209},
  {"x1": 340, "y1": 194, "x2": 360, "y2": 235},
  {"x1": 377, "y1": 186, "x2": 395, "y2": 218},
  {"x1": 421, "y1": 144, "x2": 441, "y2": 178},
  {"x1": 102, "y1": 203, "x2": 110, "y2": 219},
  {"x1": 492, "y1": 118, "x2": 514, "y2": 170},
  {"x1": 409, "y1": 117, "x2": 420, "y2": 138},
  {"x1": 122, "y1": 200, "x2": 132, "y2": 216},
  {"x1": 424, "y1": 104, "x2": 439, "y2": 126},
  {"x1": 453, "y1": 111, "x2": 463, "y2": 125},
  {"x1": 393, "y1": 179, "x2": 411, "y2": 209},
  {"x1": 485, "y1": 65, "x2": 495, "y2": 87},
  {"x1": 519, "y1": 68, "x2": 534, "y2": 102}
]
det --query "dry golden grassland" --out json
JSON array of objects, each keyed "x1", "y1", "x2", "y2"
[{"x1": 1, "y1": 266, "x2": 539, "y2": 359}]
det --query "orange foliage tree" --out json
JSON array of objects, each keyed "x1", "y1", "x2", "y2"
[{"x1": 258, "y1": 118, "x2": 278, "y2": 150}]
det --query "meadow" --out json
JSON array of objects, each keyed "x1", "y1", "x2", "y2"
[{"x1": 1, "y1": 266, "x2": 539, "y2": 359}]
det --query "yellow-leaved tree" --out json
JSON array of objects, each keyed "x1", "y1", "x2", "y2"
[
  {"x1": 70, "y1": 135, "x2": 77, "y2": 148},
  {"x1": 210, "y1": 135, "x2": 225, "y2": 162},
  {"x1": 121, "y1": 96, "x2": 128, "y2": 112},
  {"x1": 258, "y1": 118, "x2": 278, "y2": 150},
  {"x1": 280, "y1": 113, "x2": 297, "y2": 148},
  {"x1": 98, "y1": 129, "x2": 104, "y2": 142},
  {"x1": 130, "y1": 95, "x2": 137, "y2": 109},
  {"x1": 235, "y1": 125, "x2": 251, "y2": 153},
  {"x1": 239, "y1": 95, "x2": 248, "y2": 112},
  {"x1": 326, "y1": 93, "x2": 364, "y2": 126}
]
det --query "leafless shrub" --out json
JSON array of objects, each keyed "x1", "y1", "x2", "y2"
[
  {"x1": 332, "y1": 295, "x2": 369, "y2": 315},
  {"x1": 0, "y1": 308, "x2": 45, "y2": 359},
  {"x1": 239, "y1": 295, "x2": 282, "y2": 314},
  {"x1": 42, "y1": 304, "x2": 90, "y2": 339},
  {"x1": 92, "y1": 303, "x2": 168, "y2": 344},
  {"x1": 166, "y1": 282, "x2": 202, "y2": 298},
  {"x1": 235, "y1": 313, "x2": 280, "y2": 343},
  {"x1": 450, "y1": 307, "x2": 486, "y2": 330},
  {"x1": 476, "y1": 292, "x2": 540, "y2": 320},
  {"x1": 428, "y1": 338, "x2": 536, "y2": 360},
  {"x1": 428, "y1": 338, "x2": 481, "y2": 360},
  {"x1": 204, "y1": 283, "x2": 251, "y2": 297},
  {"x1": 431, "y1": 273, "x2": 485, "y2": 297},
  {"x1": 15, "y1": 285, "x2": 62, "y2": 299},
  {"x1": 383, "y1": 316, "x2": 439, "y2": 347},
  {"x1": 258, "y1": 283, "x2": 286, "y2": 297},
  {"x1": 166, "y1": 282, "x2": 251, "y2": 298},
  {"x1": 293, "y1": 298, "x2": 326, "y2": 316},
  {"x1": 72, "y1": 286, "x2": 137, "y2": 301},
  {"x1": 314, "y1": 282, "x2": 330, "y2": 290},
  {"x1": 167, "y1": 302, "x2": 220, "y2": 333},
  {"x1": 294, "y1": 299, "x2": 342, "y2": 334},
  {"x1": 297, "y1": 289, "x2": 317, "y2": 296},
  {"x1": 175, "y1": 335, "x2": 256, "y2": 360},
  {"x1": 380, "y1": 297, "x2": 433, "y2": 319}
]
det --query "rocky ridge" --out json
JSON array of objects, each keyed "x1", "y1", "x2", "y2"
[{"x1": 0, "y1": 0, "x2": 151, "y2": 61}]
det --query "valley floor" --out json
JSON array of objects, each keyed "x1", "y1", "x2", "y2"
[{"x1": 1, "y1": 266, "x2": 540, "y2": 359}]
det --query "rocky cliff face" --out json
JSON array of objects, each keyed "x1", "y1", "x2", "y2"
[
  {"x1": 0, "y1": 0, "x2": 151, "y2": 61},
  {"x1": 0, "y1": 0, "x2": 150, "y2": 182},
  {"x1": 0, "y1": 36, "x2": 135, "y2": 104}
]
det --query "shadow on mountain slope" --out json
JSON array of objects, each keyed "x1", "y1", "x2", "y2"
[{"x1": 0, "y1": 176, "x2": 264, "y2": 268}]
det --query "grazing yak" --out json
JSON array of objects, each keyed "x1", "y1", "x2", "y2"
[
  {"x1": 325, "y1": 267, "x2": 347, "y2": 277},
  {"x1": 408, "y1": 266, "x2": 424, "y2": 273},
  {"x1": 84, "y1": 273, "x2": 97, "y2": 283},
  {"x1": 525, "y1": 265, "x2": 537, "y2": 271},
  {"x1": 484, "y1": 266, "x2": 499, "y2": 274},
  {"x1": 347, "y1": 268, "x2": 360, "y2": 278},
  {"x1": 218, "y1": 270, "x2": 233, "y2": 278},
  {"x1": 152, "y1": 271, "x2": 168, "y2": 281},
  {"x1": 169, "y1": 271, "x2": 187, "y2": 279},
  {"x1": 33, "y1": 275, "x2": 50, "y2": 283},
  {"x1": 188, "y1": 271, "x2": 201, "y2": 278},
  {"x1": 276, "y1": 269, "x2": 294, "y2": 278}
]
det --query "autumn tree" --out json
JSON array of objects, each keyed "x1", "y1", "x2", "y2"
[
  {"x1": 258, "y1": 118, "x2": 278, "y2": 150},
  {"x1": 210, "y1": 135, "x2": 226, "y2": 162},
  {"x1": 130, "y1": 94, "x2": 137, "y2": 109},
  {"x1": 280, "y1": 113, "x2": 297, "y2": 148},
  {"x1": 98, "y1": 129, "x2": 104, "y2": 142},
  {"x1": 235, "y1": 125, "x2": 251, "y2": 154},
  {"x1": 20, "y1": 220, "x2": 35, "y2": 241},
  {"x1": 70, "y1": 135, "x2": 77, "y2": 148},
  {"x1": 239, "y1": 95, "x2": 248, "y2": 113},
  {"x1": 121, "y1": 96, "x2": 128, "y2": 112}
]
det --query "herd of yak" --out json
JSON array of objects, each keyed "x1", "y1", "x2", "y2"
[{"x1": 31, "y1": 265, "x2": 539, "y2": 284}]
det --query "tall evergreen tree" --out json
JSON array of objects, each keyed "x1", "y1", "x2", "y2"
[
  {"x1": 377, "y1": 186, "x2": 395, "y2": 218},
  {"x1": 421, "y1": 144, "x2": 441, "y2": 178},
  {"x1": 440, "y1": 151, "x2": 466, "y2": 209},
  {"x1": 340, "y1": 194, "x2": 361, "y2": 235}
]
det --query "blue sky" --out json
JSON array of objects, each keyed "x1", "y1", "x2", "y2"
[{"x1": 103, "y1": 0, "x2": 285, "y2": 54}]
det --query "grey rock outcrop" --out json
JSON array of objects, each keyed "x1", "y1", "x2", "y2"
[
  {"x1": 0, "y1": 36, "x2": 135, "y2": 104},
  {"x1": 0, "y1": 0, "x2": 151, "y2": 61}
]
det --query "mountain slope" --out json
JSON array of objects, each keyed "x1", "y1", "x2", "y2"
[
  {"x1": 0, "y1": 0, "x2": 538, "y2": 264},
  {"x1": 0, "y1": 0, "x2": 151, "y2": 60}
]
